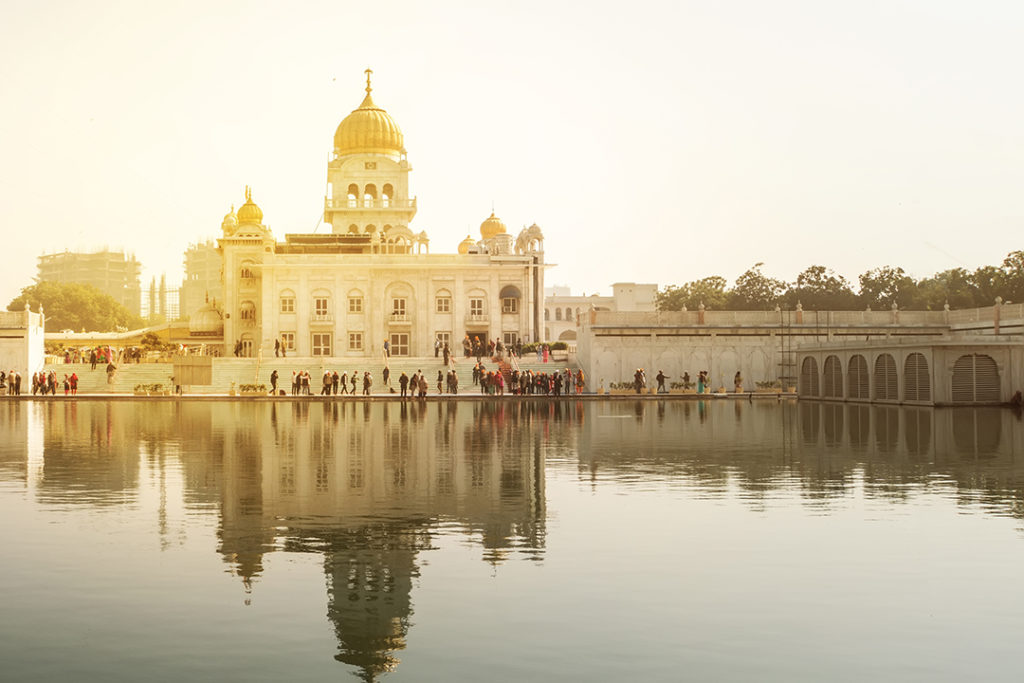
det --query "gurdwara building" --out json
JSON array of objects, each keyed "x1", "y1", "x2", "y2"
[{"x1": 214, "y1": 71, "x2": 546, "y2": 358}]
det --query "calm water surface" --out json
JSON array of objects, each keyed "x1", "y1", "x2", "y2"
[{"x1": 2, "y1": 399, "x2": 1024, "y2": 682}]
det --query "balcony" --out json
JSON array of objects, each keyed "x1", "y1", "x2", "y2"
[
  {"x1": 239, "y1": 276, "x2": 258, "y2": 289},
  {"x1": 388, "y1": 313, "x2": 411, "y2": 326},
  {"x1": 324, "y1": 197, "x2": 417, "y2": 210},
  {"x1": 310, "y1": 313, "x2": 334, "y2": 325},
  {"x1": 465, "y1": 313, "x2": 489, "y2": 326}
]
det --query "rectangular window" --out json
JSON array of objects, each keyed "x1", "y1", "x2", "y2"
[
  {"x1": 281, "y1": 332, "x2": 295, "y2": 351},
  {"x1": 312, "y1": 333, "x2": 332, "y2": 356},
  {"x1": 348, "y1": 332, "x2": 363, "y2": 351},
  {"x1": 470, "y1": 298, "x2": 484, "y2": 316},
  {"x1": 436, "y1": 332, "x2": 451, "y2": 347},
  {"x1": 436, "y1": 296, "x2": 451, "y2": 313},
  {"x1": 280, "y1": 297, "x2": 294, "y2": 313},
  {"x1": 503, "y1": 332, "x2": 520, "y2": 346},
  {"x1": 314, "y1": 297, "x2": 329, "y2": 316},
  {"x1": 392, "y1": 298, "x2": 407, "y2": 316},
  {"x1": 390, "y1": 333, "x2": 409, "y2": 357},
  {"x1": 348, "y1": 296, "x2": 363, "y2": 313},
  {"x1": 502, "y1": 297, "x2": 519, "y2": 314}
]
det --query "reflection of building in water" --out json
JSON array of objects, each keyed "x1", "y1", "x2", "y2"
[
  {"x1": 209, "y1": 401, "x2": 546, "y2": 681},
  {"x1": 577, "y1": 400, "x2": 1024, "y2": 515}
]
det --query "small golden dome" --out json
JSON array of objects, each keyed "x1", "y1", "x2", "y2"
[
  {"x1": 458, "y1": 235, "x2": 476, "y2": 255},
  {"x1": 334, "y1": 70, "x2": 405, "y2": 157},
  {"x1": 480, "y1": 212, "x2": 507, "y2": 240},
  {"x1": 221, "y1": 206, "x2": 237, "y2": 232},
  {"x1": 237, "y1": 187, "x2": 263, "y2": 225}
]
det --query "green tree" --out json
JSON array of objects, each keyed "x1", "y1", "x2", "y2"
[
  {"x1": 969, "y1": 265, "x2": 1003, "y2": 307},
  {"x1": 656, "y1": 276, "x2": 729, "y2": 311},
  {"x1": 786, "y1": 265, "x2": 858, "y2": 309},
  {"x1": 915, "y1": 268, "x2": 975, "y2": 309},
  {"x1": 857, "y1": 266, "x2": 919, "y2": 309},
  {"x1": 999, "y1": 250, "x2": 1024, "y2": 303},
  {"x1": 8, "y1": 281, "x2": 143, "y2": 332},
  {"x1": 729, "y1": 263, "x2": 787, "y2": 310}
]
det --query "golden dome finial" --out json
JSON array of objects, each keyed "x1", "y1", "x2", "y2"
[
  {"x1": 245, "y1": 186, "x2": 251, "y2": 201},
  {"x1": 364, "y1": 67, "x2": 373, "y2": 95}
]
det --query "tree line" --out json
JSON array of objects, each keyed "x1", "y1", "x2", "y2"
[
  {"x1": 7, "y1": 281, "x2": 143, "y2": 332},
  {"x1": 656, "y1": 251, "x2": 1024, "y2": 312}
]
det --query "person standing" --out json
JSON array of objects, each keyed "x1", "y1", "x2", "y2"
[
  {"x1": 383, "y1": 366, "x2": 391, "y2": 387},
  {"x1": 434, "y1": 339, "x2": 440, "y2": 358},
  {"x1": 437, "y1": 369, "x2": 444, "y2": 394},
  {"x1": 332, "y1": 371, "x2": 340, "y2": 395},
  {"x1": 274, "y1": 338, "x2": 280, "y2": 358},
  {"x1": 69, "y1": 372, "x2": 78, "y2": 396},
  {"x1": 399, "y1": 372, "x2": 409, "y2": 399},
  {"x1": 362, "y1": 371, "x2": 372, "y2": 396},
  {"x1": 270, "y1": 369, "x2": 279, "y2": 394},
  {"x1": 383, "y1": 339, "x2": 390, "y2": 357},
  {"x1": 442, "y1": 343, "x2": 450, "y2": 366},
  {"x1": 339, "y1": 371, "x2": 348, "y2": 395}
]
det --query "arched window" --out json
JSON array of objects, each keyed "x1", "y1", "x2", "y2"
[
  {"x1": 822, "y1": 355, "x2": 842, "y2": 398},
  {"x1": 544, "y1": 309, "x2": 550, "y2": 321},
  {"x1": 239, "y1": 301, "x2": 256, "y2": 325},
  {"x1": 382, "y1": 183, "x2": 394, "y2": 207},
  {"x1": 873, "y1": 353, "x2": 898, "y2": 400},
  {"x1": 952, "y1": 354, "x2": 1000, "y2": 403},
  {"x1": 799, "y1": 357, "x2": 819, "y2": 397},
  {"x1": 565, "y1": 308, "x2": 573, "y2": 321},
  {"x1": 500, "y1": 285, "x2": 521, "y2": 314},
  {"x1": 347, "y1": 184, "x2": 359, "y2": 208},
  {"x1": 555, "y1": 308, "x2": 562, "y2": 321},
  {"x1": 239, "y1": 260, "x2": 255, "y2": 280},
  {"x1": 848, "y1": 355, "x2": 869, "y2": 399},
  {"x1": 904, "y1": 353, "x2": 931, "y2": 402},
  {"x1": 363, "y1": 183, "x2": 377, "y2": 207}
]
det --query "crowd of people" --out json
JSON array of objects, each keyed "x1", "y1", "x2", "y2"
[{"x1": 260, "y1": 361, "x2": 586, "y2": 399}]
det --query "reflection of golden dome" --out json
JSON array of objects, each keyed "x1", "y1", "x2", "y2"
[
  {"x1": 237, "y1": 187, "x2": 263, "y2": 225},
  {"x1": 334, "y1": 70, "x2": 405, "y2": 157},
  {"x1": 458, "y1": 235, "x2": 476, "y2": 254},
  {"x1": 479, "y1": 212, "x2": 506, "y2": 240}
]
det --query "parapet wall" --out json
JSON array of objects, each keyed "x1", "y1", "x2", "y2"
[{"x1": 575, "y1": 303, "x2": 1024, "y2": 391}]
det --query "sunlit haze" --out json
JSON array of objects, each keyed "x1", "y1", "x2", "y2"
[{"x1": 2, "y1": 0, "x2": 1023, "y2": 304}]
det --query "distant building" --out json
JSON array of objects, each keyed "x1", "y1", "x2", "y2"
[
  {"x1": 544, "y1": 282, "x2": 657, "y2": 342},
  {"x1": 181, "y1": 240, "x2": 222, "y2": 319},
  {"x1": 37, "y1": 248, "x2": 141, "y2": 316},
  {"x1": 142, "y1": 274, "x2": 181, "y2": 322}
]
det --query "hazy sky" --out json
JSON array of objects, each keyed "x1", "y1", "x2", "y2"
[{"x1": 2, "y1": 0, "x2": 1023, "y2": 304}]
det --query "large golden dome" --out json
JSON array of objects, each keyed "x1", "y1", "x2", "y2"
[
  {"x1": 334, "y1": 71, "x2": 405, "y2": 157},
  {"x1": 479, "y1": 212, "x2": 507, "y2": 240},
  {"x1": 237, "y1": 187, "x2": 263, "y2": 225}
]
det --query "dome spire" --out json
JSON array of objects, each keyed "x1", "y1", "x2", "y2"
[{"x1": 365, "y1": 68, "x2": 373, "y2": 95}]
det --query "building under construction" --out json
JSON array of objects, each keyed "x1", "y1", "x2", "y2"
[{"x1": 37, "y1": 248, "x2": 142, "y2": 316}]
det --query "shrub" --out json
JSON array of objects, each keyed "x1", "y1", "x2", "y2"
[{"x1": 239, "y1": 384, "x2": 267, "y2": 393}]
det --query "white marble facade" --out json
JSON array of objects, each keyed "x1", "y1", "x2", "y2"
[{"x1": 217, "y1": 74, "x2": 545, "y2": 358}]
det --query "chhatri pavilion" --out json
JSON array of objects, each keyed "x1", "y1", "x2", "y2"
[{"x1": 213, "y1": 70, "x2": 546, "y2": 358}]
